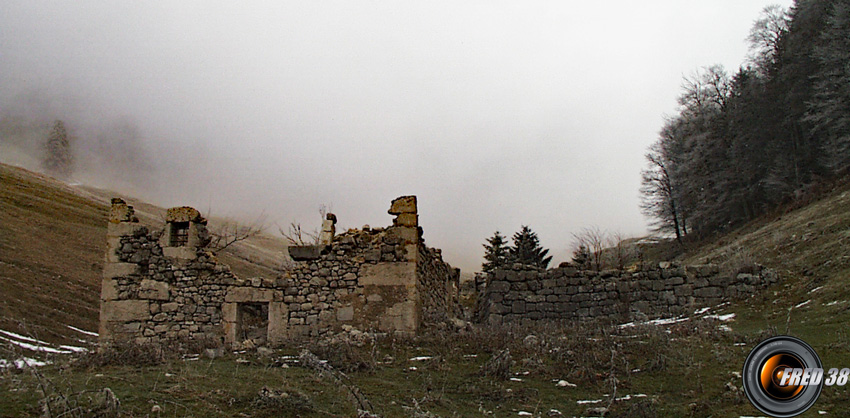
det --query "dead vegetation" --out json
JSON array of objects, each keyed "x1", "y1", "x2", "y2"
[{"x1": 570, "y1": 227, "x2": 641, "y2": 271}]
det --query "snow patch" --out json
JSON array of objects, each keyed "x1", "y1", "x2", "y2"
[
  {"x1": 577, "y1": 394, "x2": 647, "y2": 405},
  {"x1": 0, "y1": 335, "x2": 74, "y2": 354},
  {"x1": 0, "y1": 357, "x2": 51, "y2": 368},
  {"x1": 409, "y1": 356, "x2": 433, "y2": 361},
  {"x1": 615, "y1": 394, "x2": 647, "y2": 401},
  {"x1": 619, "y1": 316, "x2": 688, "y2": 328},
  {"x1": 706, "y1": 313, "x2": 736, "y2": 322},
  {"x1": 67, "y1": 325, "x2": 98, "y2": 337},
  {"x1": 0, "y1": 329, "x2": 42, "y2": 344},
  {"x1": 794, "y1": 300, "x2": 811, "y2": 309},
  {"x1": 58, "y1": 345, "x2": 88, "y2": 353}
]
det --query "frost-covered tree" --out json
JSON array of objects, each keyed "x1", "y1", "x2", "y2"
[
  {"x1": 807, "y1": 0, "x2": 850, "y2": 171},
  {"x1": 43, "y1": 120, "x2": 73, "y2": 179}
]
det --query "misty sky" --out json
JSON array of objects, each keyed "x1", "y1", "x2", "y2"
[{"x1": 0, "y1": 1, "x2": 793, "y2": 272}]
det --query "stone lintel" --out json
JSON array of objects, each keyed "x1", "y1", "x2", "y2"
[
  {"x1": 165, "y1": 206, "x2": 205, "y2": 224},
  {"x1": 225, "y1": 286, "x2": 276, "y2": 303}
]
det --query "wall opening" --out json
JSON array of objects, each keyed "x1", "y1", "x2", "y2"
[
  {"x1": 238, "y1": 302, "x2": 269, "y2": 345},
  {"x1": 170, "y1": 222, "x2": 190, "y2": 247}
]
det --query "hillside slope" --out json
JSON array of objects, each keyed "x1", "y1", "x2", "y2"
[
  {"x1": 0, "y1": 163, "x2": 107, "y2": 347},
  {"x1": 0, "y1": 163, "x2": 289, "y2": 350},
  {"x1": 681, "y1": 180, "x2": 850, "y2": 317}
]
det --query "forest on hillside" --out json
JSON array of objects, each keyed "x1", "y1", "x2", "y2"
[{"x1": 641, "y1": 0, "x2": 850, "y2": 242}]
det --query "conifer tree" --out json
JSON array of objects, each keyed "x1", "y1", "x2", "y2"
[
  {"x1": 43, "y1": 120, "x2": 73, "y2": 180},
  {"x1": 482, "y1": 231, "x2": 509, "y2": 273},
  {"x1": 807, "y1": 0, "x2": 850, "y2": 171},
  {"x1": 508, "y1": 225, "x2": 552, "y2": 269},
  {"x1": 571, "y1": 245, "x2": 591, "y2": 269}
]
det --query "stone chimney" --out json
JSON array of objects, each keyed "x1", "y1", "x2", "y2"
[
  {"x1": 319, "y1": 212, "x2": 337, "y2": 246},
  {"x1": 388, "y1": 195, "x2": 420, "y2": 261}
]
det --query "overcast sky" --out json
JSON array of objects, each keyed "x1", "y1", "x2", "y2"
[{"x1": 0, "y1": 1, "x2": 793, "y2": 272}]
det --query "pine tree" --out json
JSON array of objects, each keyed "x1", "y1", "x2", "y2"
[
  {"x1": 571, "y1": 245, "x2": 591, "y2": 269},
  {"x1": 508, "y1": 225, "x2": 552, "y2": 269},
  {"x1": 482, "y1": 231, "x2": 509, "y2": 273},
  {"x1": 43, "y1": 120, "x2": 73, "y2": 180}
]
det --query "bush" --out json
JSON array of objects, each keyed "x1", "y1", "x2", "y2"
[{"x1": 252, "y1": 386, "x2": 313, "y2": 414}]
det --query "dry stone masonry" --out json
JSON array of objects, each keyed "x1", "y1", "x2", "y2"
[
  {"x1": 477, "y1": 263, "x2": 777, "y2": 324},
  {"x1": 100, "y1": 196, "x2": 460, "y2": 347}
]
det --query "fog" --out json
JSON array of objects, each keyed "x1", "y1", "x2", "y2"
[{"x1": 0, "y1": 1, "x2": 793, "y2": 272}]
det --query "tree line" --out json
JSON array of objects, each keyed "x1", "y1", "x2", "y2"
[
  {"x1": 641, "y1": 0, "x2": 850, "y2": 242},
  {"x1": 482, "y1": 226, "x2": 553, "y2": 272}
]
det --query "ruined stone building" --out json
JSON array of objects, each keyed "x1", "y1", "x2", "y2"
[{"x1": 99, "y1": 196, "x2": 461, "y2": 347}]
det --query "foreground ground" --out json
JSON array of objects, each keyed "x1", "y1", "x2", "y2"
[{"x1": 3, "y1": 302, "x2": 850, "y2": 418}]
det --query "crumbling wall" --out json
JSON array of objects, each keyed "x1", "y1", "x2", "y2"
[
  {"x1": 285, "y1": 223, "x2": 420, "y2": 336},
  {"x1": 417, "y1": 246, "x2": 461, "y2": 324},
  {"x1": 101, "y1": 201, "x2": 235, "y2": 344},
  {"x1": 100, "y1": 196, "x2": 461, "y2": 347},
  {"x1": 477, "y1": 263, "x2": 777, "y2": 324}
]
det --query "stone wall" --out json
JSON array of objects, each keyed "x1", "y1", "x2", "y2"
[
  {"x1": 99, "y1": 196, "x2": 461, "y2": 347},
  {"x1": 477, "y1": 263, "x2": 777, "y2": 324},
  {"x1": 417, "y1": 246, "x2": 461, "y2": 324}
]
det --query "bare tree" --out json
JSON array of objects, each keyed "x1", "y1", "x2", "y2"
[
  {"x1": 279, "y1": 204, "x2": 332, "y2": 246},
  {"x1": 640, "y1": 141, "x2": 686, "y2": 244},
  {"x1": 207, "y1": 212, "x2": 267, "y2": 251},
  {"x1": 679, "y1": 65, "x2": 731, "y2": 117},
  {"x1": 571, "y1": 227, "x2": 607, "y2": 271},
  {"x1": 278, "y1": 222, "x2": 319, "y2": 246},
  {"x1": 571, "y1": 228, "x2": 637, "y2": 271},
  {"x1": 610, "y1": 232, "x2": 637, "y2": 270},
  {"x1": 747, "y1": 4, "x2": 789, "y2": 74}
]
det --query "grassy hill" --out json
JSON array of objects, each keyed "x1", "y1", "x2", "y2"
[
  {"x1": 2, "y1": 162, "x2": 850, "y2": 417},
  {"x1": 0, "y1": 163, "x2": 107, "y2": 347}
]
